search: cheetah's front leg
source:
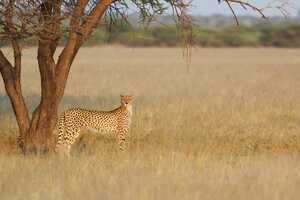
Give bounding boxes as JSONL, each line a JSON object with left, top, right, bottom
{"left": 117, "top": 127, "right": 128, "bottom": 151}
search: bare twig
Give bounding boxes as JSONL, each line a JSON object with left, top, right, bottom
{"left": 225, "top": 0, "right": 240, "bottom": 26}
{"left": 219, "top": 0, "right": 278, "bottom": 25}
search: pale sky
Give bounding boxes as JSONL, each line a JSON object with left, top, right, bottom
{"left": 189, "top": 0, "right": 300, "bottom": 17}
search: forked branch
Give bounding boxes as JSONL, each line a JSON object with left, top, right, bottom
{"left": 220, "top": 0, "right": 288, "bottom": 25}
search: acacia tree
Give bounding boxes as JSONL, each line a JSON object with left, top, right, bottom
{"left": 0, "top": 0, "right": 287, "bottom": 154}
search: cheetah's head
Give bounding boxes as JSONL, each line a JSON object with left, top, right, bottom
{"left": 120, "top": 95, "right": 133, "bottom": 107}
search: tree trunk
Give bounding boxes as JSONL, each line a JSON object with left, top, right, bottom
{"left": 23, "top": 39, "right": 59, "bottom": 154}
{"left": 24, "top": 103, "right": 58, "bottom": 154}
{"left": 0, "top": 51, "right": 30, "bottom": 147}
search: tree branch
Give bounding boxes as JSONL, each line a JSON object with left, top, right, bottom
{"left": 0, "top": 50, "right": 30, "bottom": 138}
{"left": 3, "top": 0, "right": 22, "bottom": 83}
{"left": 222, "top": 0, "right": 268, "bottom": 25}
{"left": 37, "top": 1, "right": 59, "bottom": 99}
{"left": 80, "top": 0, "right": 114, "bottom": 42}
{"left": 1, "top": 1, "right": 30, "bottom": 144}
{"left": 55, "top": 0, "right": 108, "bottom": 100}
{"left": 225, "top": 0, "right": 240, "bottom": 26}
{"left": 0, "top": 50, "right": 14, "bottom": 81}
{"left": 54, "top": 0, "right": 88, "bottom": 98}
{"left": 227, "top": 0, "right": 267, "bottom": 18}
{"left": 50, "top": 0, "right": 62, "bottom": 56}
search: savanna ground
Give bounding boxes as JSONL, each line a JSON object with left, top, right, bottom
{"left": 0, "top": 47, "right": 300, "bottom": 200}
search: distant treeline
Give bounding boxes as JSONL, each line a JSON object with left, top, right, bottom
{"left": 2, "top": 23, "right": 300, "bottom": 47}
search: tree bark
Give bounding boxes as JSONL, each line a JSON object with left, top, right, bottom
{"left": 0, "top": 51, "right": 30, "bottom": 143}
{"left": 23, "top": 38, "right": 59, "bottom": 153}
{"left": 22, "top": 0, "right": 60, "bottom": 153}
{"left": 24, "top": 104, "right": 58, "bottom": 154}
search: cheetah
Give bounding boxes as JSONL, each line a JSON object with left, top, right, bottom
{"left": 55, "top": 95, "right": 133, "bottom": 156}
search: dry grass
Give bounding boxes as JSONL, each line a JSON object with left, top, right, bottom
{"left": 1, "top": 47, "right": 300, "bottom": 200}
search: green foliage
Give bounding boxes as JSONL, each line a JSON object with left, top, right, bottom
{"left": 216, "top": 26, "right": 261, "bottom": 47}
{"left": 7, "top": 23, "right": 300, "bottom": 47}
{"left": 68, "top": 23, "right": 300, "bottom": 47}
{"left": 115, "top": 31, "right": 157, "bottom": 46}
{"left": 150, "top": 26, "right": 179, "bottom": 46}
{"left": 259, "top": 24, "right": 300, "bottom": 47}
{"left": 85, "top": 28, "right": 107, "bottom": 46}
{"left": 193, "top": 28, "right": 224, "bottom": 47}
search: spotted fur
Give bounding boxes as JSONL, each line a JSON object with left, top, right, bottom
{"left": 55, "top": 95, "right": 133, "bottom": 156}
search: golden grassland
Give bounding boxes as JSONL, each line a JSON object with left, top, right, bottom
{"left": 0, "top": 47, "right": 300, "bottom": 200}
